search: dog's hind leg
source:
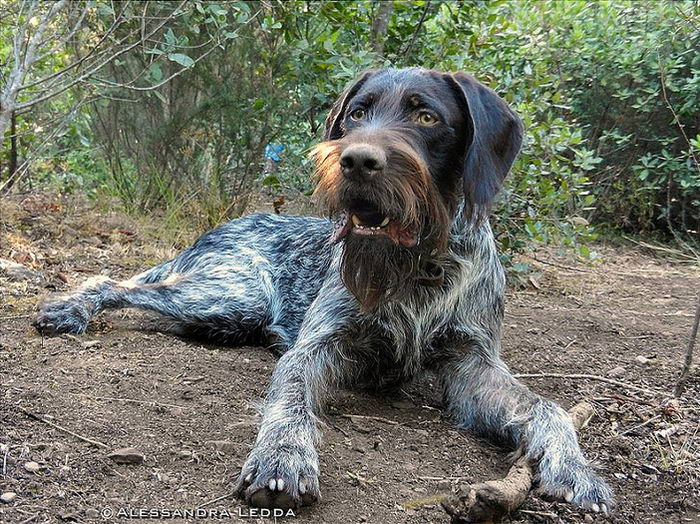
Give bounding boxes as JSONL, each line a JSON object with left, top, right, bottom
{"left": 34, "top": 259, "right": 272, "bottom": 343}
{"left": 34, "top": 259, "right": 173, "bottom": 335}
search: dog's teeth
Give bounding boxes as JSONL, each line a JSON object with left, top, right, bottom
{"left": 591, "top": 503, "right": 600, "bottom": 513}
{"left": 565, "top": 491, "right": 573, "bottom": 503}
{"left": 299, "top": 481, "right": 306, "bottom": 494}
{"left": 277, "top": 478, "right": 285, "bottom": 491}
{"left": 268, "top": 478, "right": 277, "bottom": 491}
{"left": 351, "top": 215, "right": 362, "bottom": 227}
{"left": 380, "top": 217, "right": 390, "bottom": 227}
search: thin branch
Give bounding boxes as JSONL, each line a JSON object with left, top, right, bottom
{"left": 339, "top": 414, "right": 401, "bottom": 425}
{"left": 658, "top": 55, "right": 700, "bottom": 257}
{"left": 619, "top": 414, "right": 662, "bottom": 436}
{"left": 675, "top": 291, "right": 700, "bottom": 397}
{"left": 197, "top": 492, "right": 235, "bottom": 509}
{"left": 91, "top": 38, "right": 217, "bottom": 92}
{"left": 399, "top": 1, "right": 431, "bottom": 58}
{"left": 20, "top": 2, "right": 131, "bottom": 92}
{"left": 91, "top": 8, "right": 261, "bottom": 92}
{"left": 17, "top": 405, "right": 110, "bottom": 449}
{"left": 33, "top": 3, "right": 90, "bottom": 63}
{"left": 524, "top": 254, "right": 591, "bottom": 273}
{"left": 514, "top": 373, "right": 674, "bottom": 398}
{"left": 622, "top": 235, "right": 696, "bottom": 261}
{"left": 22, "top": 0, "right": 70, "bottom": 72}
{"left": 15, "top": 0, "right": 189, "bottom": 111}
{"left": 659, "top": 60, "right": 700, "bottom": 175}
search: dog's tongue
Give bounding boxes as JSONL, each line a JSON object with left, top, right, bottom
{"left": 331, "top": 214, "right": 352, "bottom": 243}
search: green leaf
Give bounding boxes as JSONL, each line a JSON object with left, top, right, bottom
{"left": 511, "top": 263, "right": 530, "bottom": 273}
{"left": 167, "top": 53, "right": 195, "bottom": 68}
{"left": 262, "top": 175, "right": 280, "bottom": 187}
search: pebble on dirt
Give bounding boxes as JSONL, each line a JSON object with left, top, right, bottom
{"left": 0, "top": 492, "right": 17, "bottom": 503}
{"left": 107, "top": 447, "right": 145, "bottom": 465}
{"left": 607, "top": 365, "right": 626, "bottom": 377}
{"left": 23, "top": 461, "right": 40, "bottom": 473}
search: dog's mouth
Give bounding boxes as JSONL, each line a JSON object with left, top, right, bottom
{"left": 331, "top": 199, "right": 418, "bottom": 247}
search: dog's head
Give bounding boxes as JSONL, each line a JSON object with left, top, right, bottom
{"left": 312, "top": 68, "right": 523, "bottom": 309}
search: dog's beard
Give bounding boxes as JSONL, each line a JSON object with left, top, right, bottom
{"left": 340, "top": 233, "right": 421, "bottom": 311}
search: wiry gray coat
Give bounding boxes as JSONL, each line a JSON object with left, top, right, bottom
{"left": 35, "top": 68, "right": 613, "bottom": 514}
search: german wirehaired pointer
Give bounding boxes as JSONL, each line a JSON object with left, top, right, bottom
{"left": 35, "top": 68, "right": 612, "bottom": 514}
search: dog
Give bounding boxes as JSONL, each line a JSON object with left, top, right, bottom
{"left": 34, "top": 68, "right": 613, "bottom": 514}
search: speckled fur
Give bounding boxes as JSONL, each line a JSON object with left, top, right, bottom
{"left": 35, "top": 68, "right": 612, "bottom": 514}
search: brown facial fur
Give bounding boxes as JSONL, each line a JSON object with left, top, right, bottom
{"left": 312, "top": 129, "right": 452, "bottom": 310}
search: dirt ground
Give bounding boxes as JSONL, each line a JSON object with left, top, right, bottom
{"left": 1, "top": 193, "right": 699, "bottom": 524}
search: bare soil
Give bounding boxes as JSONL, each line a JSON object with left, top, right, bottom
{"left": 1, "top": 193, "right": 699, "bottom": 524}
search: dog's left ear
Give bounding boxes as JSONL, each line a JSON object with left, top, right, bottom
{"left": 324, "top": 70, "right": 377, "bottom": 140}
{"left": 445, "top": 72, "right": 524, "bottom": 223}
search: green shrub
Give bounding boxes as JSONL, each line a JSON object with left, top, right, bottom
{"left": 5, "top": 0, "right": 698, "bottom": 256}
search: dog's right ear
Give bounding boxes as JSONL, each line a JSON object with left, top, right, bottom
{"left": 324, "top": 70, "right": 377, "bottom": 140}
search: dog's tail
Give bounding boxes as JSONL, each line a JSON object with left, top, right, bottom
{"left": 130, "top": 259, "right": 176, "bottom": 285}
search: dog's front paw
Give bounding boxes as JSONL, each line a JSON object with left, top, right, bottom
{"left": 537, "top": 457, "right": 614, "bottom": 514}
{"left": 234, "top": 441, "right": 320, "bottom": 510}
{"left": 34, "top": 297, "right": 92, "bottom": 335}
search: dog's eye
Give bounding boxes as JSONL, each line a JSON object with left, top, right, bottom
{"left": 349, "top": 108, "right": 366, "bottom": 122}
{"left": 416, "top": 111, "right": 439, "bottom": 126}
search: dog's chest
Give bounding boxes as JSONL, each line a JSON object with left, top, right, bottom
{"left": 371, "top": 252, "right": 474, "bottom": 358}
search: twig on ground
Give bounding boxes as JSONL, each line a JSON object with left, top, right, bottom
{"left": 514, "top": 372, "right": 673, "bottom": 398}
{"left": 592, "top": 393, "right": 655, "bottom": 406}
{"left": 518, "top": 509, "right": 559, "bottom": 518}
{"left": 197, "top": 492, "right": 235, "bottom": 508}
{"left": 339, "top": 414, "right": 401, "bottom": 425}
{"left": 440, "top": 402, "right": 594, "bottom": 523}
{"left": 525, "top": 254, "right": 591, "bottom": 273}
{"left": 622, "top": 236, "right": 695, "bottom": 261}
{"left": 331, "top": 423, "right": 350, "bottom": 438}
{"left": 419, "top": 475, "right": 469, "bottom": 481}
{"left": 17, "top": 406, "right": 109, "bottom": 449}
{"left": 675, "top": 291, "right": 700, "bottom": 397}
{"left": 0, "top": 314, "right": 34, "bottom": 320}
{"left": 619, "top": 414, "right": 662, "bottom": 436}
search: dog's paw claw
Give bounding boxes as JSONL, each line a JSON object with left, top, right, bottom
{"left": 235, "top": 443, "right": 320, "bottom": 510}
{"left": 538, "top": 460, "right": 614, "bottom": 513}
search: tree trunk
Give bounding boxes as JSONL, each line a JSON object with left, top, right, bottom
{"left": 8, "top": 111, "right": 18, "bottom": 187}
{"left": 0, "top": 102, "right": 13, "bottom": 184}
{"left": 0, "top": 102, "right": 13, "bottom": 142}
{"left": 370, "top": 1, "right": 393, "bottom": 56}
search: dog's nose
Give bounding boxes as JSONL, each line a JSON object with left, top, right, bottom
{"left": 339, "top": 144, "right": 386, "bottom": 181}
